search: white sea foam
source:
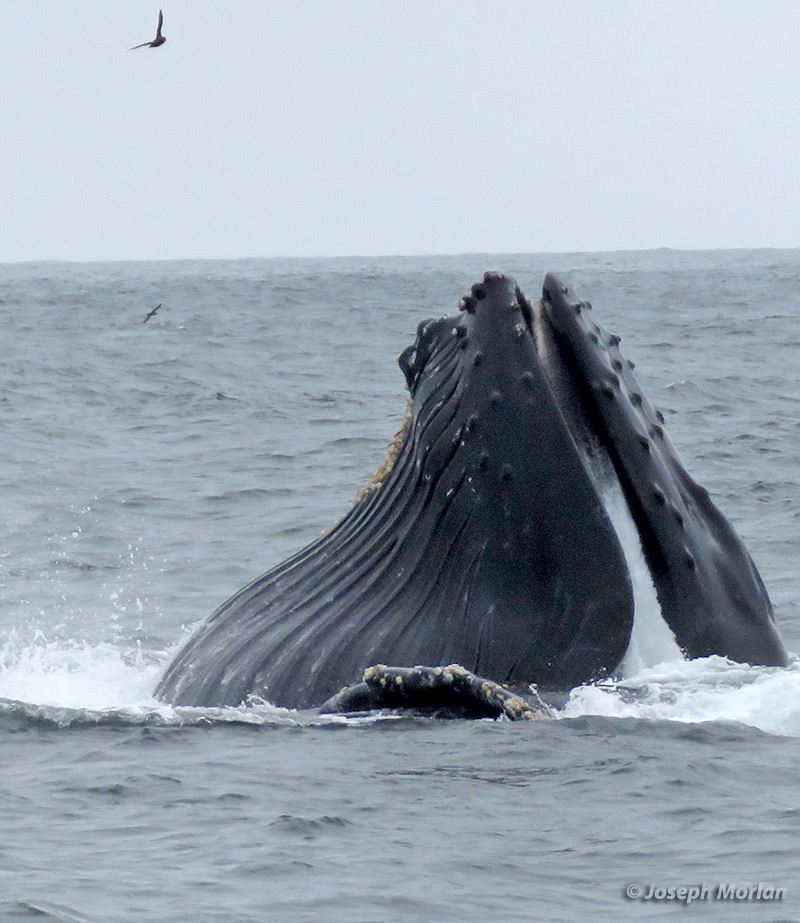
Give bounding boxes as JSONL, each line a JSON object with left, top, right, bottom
{"left": 0, "top": 632, "right": 164, "bottom": 711}
{"left": 600, "top": 484, "right": 684, "bottom": 676}
{"left": 562, "top": 655, "right": 800, "bottom": 737}
{"left": 0, "top": 629, "right": 797, "bottom": 736}
{"left": 0, "top": 631, "right": 397, "bottom": 727}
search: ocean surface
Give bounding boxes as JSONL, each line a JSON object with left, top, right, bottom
{"left": 1, "top": 250, "right": 800, "bottom": 922}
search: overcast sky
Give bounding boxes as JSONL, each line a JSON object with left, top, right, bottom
{"left": 2, "top": 1, "right": 800, "bottom": 262}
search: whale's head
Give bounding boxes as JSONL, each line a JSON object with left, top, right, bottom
{"left": 393, "top": 271, "right": 786, "bottom": 678}
{"left": 386, "top": 271, "right": 638, "bottom": 688}
{"left": 154, "top": 271, "right": 786, "bottom": 710}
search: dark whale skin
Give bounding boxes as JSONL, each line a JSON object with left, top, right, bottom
{"left": 541, "top": 273, "right": 787, "bottom": 670}
{"left": 155, "top": 273, "right": 786, "bottom": 709}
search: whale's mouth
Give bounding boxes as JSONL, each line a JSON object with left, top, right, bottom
{"left": 401, "top": 271, "right": 785, "bottom": 679}
{"left": 536, "top": 275, "right": 670, "bottom": 598}
{"left": 532, "top": 285, "right": 681, "bottom": 672}
{"left": 391, "top": 272, "right": 642, "bottom": 689}
{"left": 438, "top": 272, "right": 680, "bottom": 674}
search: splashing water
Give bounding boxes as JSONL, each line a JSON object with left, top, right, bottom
{"left": 562, "top": 655, "right": 800, "bottom": 737}
{"left": 0, "top": 630, "right": 398, "bottom": 728}
{"left": 0, "top": 632, "right": 165, "bottom": 720}
{"left": 0, "top": 628, "right": 797, "bottom": 736}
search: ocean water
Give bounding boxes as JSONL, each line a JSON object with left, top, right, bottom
{"left": 1, "top": 250, "right": 800, "bottom": 922}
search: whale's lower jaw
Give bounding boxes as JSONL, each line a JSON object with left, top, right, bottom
{"left": 154, "top": 273, "right": 787, "bottom": 710}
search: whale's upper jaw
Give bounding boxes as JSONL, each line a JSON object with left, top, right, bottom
{"left": 538, "top": 273, "right": 787, "bottom": 668}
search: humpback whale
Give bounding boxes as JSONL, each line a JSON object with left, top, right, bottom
{"left": 155, "top": 272, "right": 787, "bottom": 713}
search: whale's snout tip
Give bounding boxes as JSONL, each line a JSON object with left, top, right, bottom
{"left": 542, "top": 272, "right": 569, "bottom": 303}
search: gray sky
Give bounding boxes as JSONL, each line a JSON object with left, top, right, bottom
{"left": 3, "top": 1, "right": 800, "bottom": 262}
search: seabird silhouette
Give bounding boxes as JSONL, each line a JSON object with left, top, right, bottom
{"left": 130, "top": 10, "right": 166, "bottom": 49}
{"left": 143, "top": 304, "right": 162, "bottom": 323}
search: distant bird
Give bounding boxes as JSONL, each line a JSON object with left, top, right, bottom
{"left": 130, "top": 10, "right": 166, "bottom": 49}
{"left": 143, "top": 303, "right": 163, "bottom": 323}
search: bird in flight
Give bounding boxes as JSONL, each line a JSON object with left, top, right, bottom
{"left": 130, "top": 10, "right": 166, "bottom": 50}
{"left": 143, "top": 304, "right": 163, "bottom": 323}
